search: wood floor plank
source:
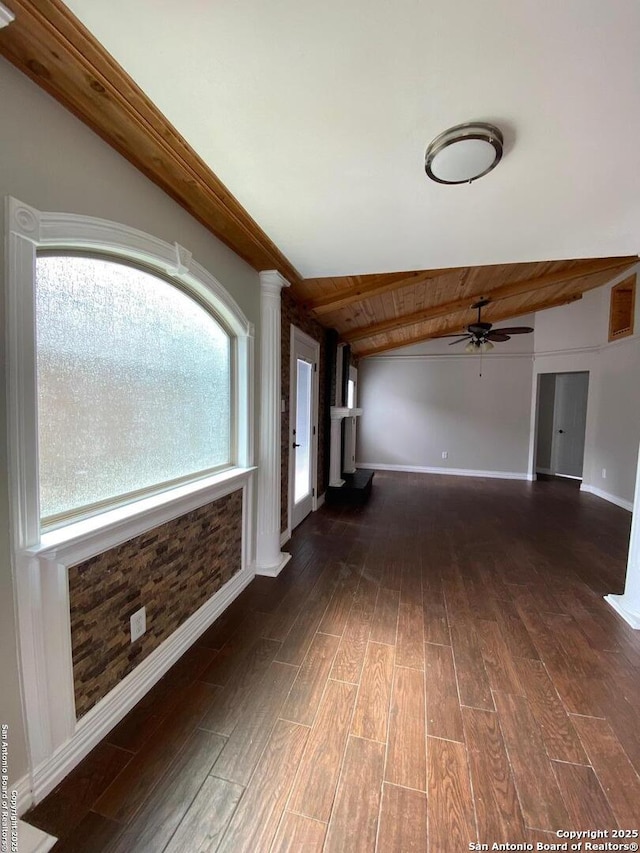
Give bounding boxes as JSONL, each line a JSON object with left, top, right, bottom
{"left": 493, "top": 598, "right": 540, "bottom": 660}
{"left": 263, "top": 561, "right": 332, "bottom": 642}
{"left": 108, "top": 729, "right": 227, "bottom": 853}
{"left": 552, "top": 760, "right": 618, "bottom": 829}
{"left": 350, "top": 642, "right": 394, "bottom": 742}
{"left": 427, "top": 737, "right": 477, "bottom": 852}
{"left": 514, "top": 657, "right": 588, "bottom": 764}
{"left": 199, "top": 637, "right": 281, "bottom": 736}
{"left": 396, "top": 602, "right": 425, "bottom": 670}
{"left": 571, "top": 715, "right": 640, "bottom": 827}
{"left": 318, "top": 567, "right": 360, "bottom": 636}
{"left": 400, "top": 561, "right": 423, "bottom": 606}
{"left": 441, "top": 565, "right": 473, "bottom": 624}
{"left": 280, "top": 632, "right": 340, "bottom": 726}
{"left": 424, "top": 641, "right": 464, "bottom": 742}
{"left": 543, "top": 611, "right": 607, "bottom": 678}
{"left": 276, "top": 574, "right": 338, "bottom": 666}
{"left": 493, "top": 691, "right": 569, "bottom": 831}
{"left": 270, "top": 812, "right": 326, "bottom": 853}
{"left": 93, "top": 681, "right": 219, "bottom": 823}
{"left": 476, "top": 619, "right": 525, "bottom": 696}
{"left": 330, "top": 578, "right": 377, "bottom": 683}
{"left": 288, "top": 680, "right": 357, "bottom": 822}
{"left": 217, "top": 720, "right": 309, "bottom": 853}
{"left": 380, "top": 559, "right": 403, "bottom": 592}
{"left": 212, "top": 661, "right": 299, "bottom": 785}
{"left": 163, "top": 776, "right": 243, "bottom": 853}
{"left": 377, "top": 783, "right": 428, "bottom": 853}
{"left": 513, "top": 591, "right": 606, "bottom": 717}
{"left": 450, "top": 622, "right": 494, "bottom": 711}
{"left": 199, "top": 614, "right": 269, "bottom": 686}
{"left": 462, "top": 707, "right": 525, "bottom": 843}
{"left": 24, "top": 743, "right": 132, "bottom": 840}
{"left": 386, "top": 666, "right": 427, "bottom": 791}
{"left": 107, "top": 645, "right": 216, "bottom": 753}
{"left": 369, "top": 587, "right": 400, "bottom": 646}
{"left": 323, "top": 736, "right": 385, "bottom": 853}
{"left": 42, "top": 812, "right": 122, "bottom": 853}
{"left": 422, "top": 564, "right": 450, "bottom": 646}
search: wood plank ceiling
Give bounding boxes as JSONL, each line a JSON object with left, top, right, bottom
{"left": 1, "top": 1, "right": 637, "bottom": 357}
{"left": 293, "top": 257, "right": 639, "bottom": 356}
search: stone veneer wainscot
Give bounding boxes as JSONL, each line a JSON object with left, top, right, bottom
{"left": 69, "top": 489, "right": 242, "bottom": 718}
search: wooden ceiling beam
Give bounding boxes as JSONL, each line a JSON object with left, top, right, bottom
{"left": 305, "top": 267, "right": 462, "bottom": 316}
{"left": 0, "top": 0, "right": 301, "bottom": 285}
{"left": 356, "top": 290, "right": 588, "bottom": 357}
{"left": 344, "top": 256, "right": 638, "bottom": 343}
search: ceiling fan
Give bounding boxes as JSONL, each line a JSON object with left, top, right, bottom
{"left": 439, "top": 299, "right": 533, "bottom": 352}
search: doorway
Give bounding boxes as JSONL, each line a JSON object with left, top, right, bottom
{"left": 535, "top": 371, "right": 589, "bottom": 479}
{"left": 289, "top": 326, "right": 319, "bottom": 530}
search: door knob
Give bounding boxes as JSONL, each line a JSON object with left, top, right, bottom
{"left": 293, "top": 442, "right": 301, "bottom": 448}
{"left": 558, "top": 429, "right": 564, "bottom": 434}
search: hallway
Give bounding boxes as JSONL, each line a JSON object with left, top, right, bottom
{"left": 26, "top": 472, "right": 640, "bottom": 851}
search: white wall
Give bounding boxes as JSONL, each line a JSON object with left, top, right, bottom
{"left": 357, "top": 318, "right": 534, "bottom": 477}
{"left": 0, "top": 58, "right": 260, "bottom": 790}
{"left": 531, "top": 266, "right": 640, "bottom": 508}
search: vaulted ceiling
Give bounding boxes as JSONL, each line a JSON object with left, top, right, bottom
{"left": 1, "top": 0, "right": 639, "bottom": 355}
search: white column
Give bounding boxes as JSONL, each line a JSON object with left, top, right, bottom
{"left": 605, "top": 443, "right": 640, "bottom": 628}
{"left": 255, "top": 271, "right": 292, "bottom": 577}
{"left": 343, "top": 417, "right": 356, "bottom": 474}
{"left": 329, "top": 412, "right": 346, "bottom": 488}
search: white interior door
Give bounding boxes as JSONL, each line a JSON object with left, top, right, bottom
{"left": 551, "top": 372, "right": 589, "bottom": 478}
{"left": 290, "top": 328, "right": 319, "bottom": 530}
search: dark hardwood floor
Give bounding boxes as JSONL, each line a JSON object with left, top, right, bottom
{"left": 25, "top": 472, "right": 640, "bottom": 851}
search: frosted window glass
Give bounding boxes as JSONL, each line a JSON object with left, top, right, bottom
{"left": 36, "top": 255, "right": 232, "bottom": 521}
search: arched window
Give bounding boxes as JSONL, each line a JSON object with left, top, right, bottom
{"left": 7, "top": 198, "right": 254, "bottom": 545}
{"left": 36, "top": 254, "right": 234, "bottom": 526}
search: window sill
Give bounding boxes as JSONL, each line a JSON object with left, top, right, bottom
{"left": 27, "top": 466, "right": 256, "bottom": 566}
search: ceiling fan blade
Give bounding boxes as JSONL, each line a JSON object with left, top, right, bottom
{"left": 491, "top": 326, "right": 533, "bottom": 335}
{"left": 447, "top": 335, "right": 473, "bottom": 345}
{"left": 433, "top": 333, "right": 471, "bottom": 339}
{"left": 486, "top": 332, "right": 511, "bottom": 342}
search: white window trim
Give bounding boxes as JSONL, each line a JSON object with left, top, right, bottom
{"left": 5, "top": 197, "right": 256, "bottom": 804}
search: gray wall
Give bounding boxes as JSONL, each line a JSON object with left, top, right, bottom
{"left": 0, "top": 58, "right": 260, "bottom": 788}
{"left": 357, "top": 327, "right": 534, "bottom": 476}
{"left": 535, "top": 374, "right": 556, "bottom": 471}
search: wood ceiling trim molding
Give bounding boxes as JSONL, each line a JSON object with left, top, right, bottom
{"left": 356, "top": 291, "right": 587, "bottom": 357}
{"left": 303, "top": 267, "right": 464, "bottom": 315}
{"left": 0, "top": 0, "right": 301, "bottom": 284}
{"left": 343, "top": 257, "right": 638, "bottom": 343}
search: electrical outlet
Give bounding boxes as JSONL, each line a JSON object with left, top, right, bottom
{"left": 442, "top": 451, "right": 448, "bottom": 460}
{"left": 602, "top": 468, "right": 607, "bottom": 479}
{"left": 130, "top": 606, "right": 146, "bottom": 643}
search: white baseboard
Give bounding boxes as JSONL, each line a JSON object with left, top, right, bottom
{"left": 604, "top": 594, "right": 640, "bottom": 629}
{"left": 280, "top": 528, "right": 291, "bottom": 547}
{"left": 17, "top": 820, "right": 57, "bottom": 853}
{"left": 356, "top": 463, "right": 529, "bottom": 481}
{"left": 315, "top": 492, "right": 325, "bottom": 510}
{"left": 30, "top": 566, "right": 254, "bottom": 804}
{"left": 580, "top": 484, "right": 633, "bottom": 512}
{"left": 13, "top": 772, "right": 33, "bottom": 816}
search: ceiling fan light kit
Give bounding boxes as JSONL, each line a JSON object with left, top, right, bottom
{"left": 425, "top": 122, "right": 504, "bottom": 185}
{"left": 440, "top": 299, "right": 533, "bottom": 353}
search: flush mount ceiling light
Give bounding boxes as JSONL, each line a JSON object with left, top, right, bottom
{"left": 425, "top": 122, "right": 504, "bottom": 185}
